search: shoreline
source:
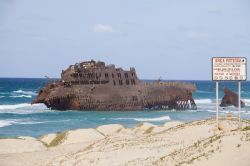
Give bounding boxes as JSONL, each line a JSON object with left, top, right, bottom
{"left": 0, "top": 118, "right": 250, "bottom": 166}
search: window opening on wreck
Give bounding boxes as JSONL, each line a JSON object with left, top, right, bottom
{"left": 126, "top": 79, "right": 129, "bottom": 85}
{"left": 117, "top": 73, "right": 121, "bottom": 78}
{"left": 131, "top": 73, "right": 135, "bottom": 77}
{"left": 131, "top": 79, "right": 135, "bottom": 85}
{"left": 119, "top": 80, "right": 123, "bottom": 85}
{"left": 113, "top": 80, "right": 116, "bottom": 86}
{"left": 124, "top": 73, "right": 128, "bottom": 78}
{"left": 112, "top": 73, "right": 114, "bottom": 78}
{"left": 132, "top": 96, "right": 138, "bottom": 101}
{"left": 105, "top": 73, "right": 109, "bottom": 79}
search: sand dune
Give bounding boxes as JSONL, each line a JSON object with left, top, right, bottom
{"left": 0, "top": 138, "right": 45, "bottom": 154}
{"left": 0, "top": 119, "right": 249, "bottom": 166}
{"left": 96, "top": 124, "right": 124, "bottom": 136}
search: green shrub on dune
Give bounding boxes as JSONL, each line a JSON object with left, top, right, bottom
{"left": 49, "top": 131, "right": 68, "bottom": 147}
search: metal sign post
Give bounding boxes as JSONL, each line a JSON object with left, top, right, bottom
{"left": 238, "top": 81, "right": 241, "bottom": 128}
{"left": 212, "top": 57, "right": 247, "bottom": 129}
{"left": 216, "top": 81, "right": 219, "bottom": 129}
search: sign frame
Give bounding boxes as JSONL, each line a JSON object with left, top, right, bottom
{"left": 212, "top": 57, "right": 247, "bottom": 129}
{"left": 212, "top": 57, "right": 247, "bottom": 81}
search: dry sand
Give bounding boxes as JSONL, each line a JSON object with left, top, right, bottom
{"left": 0, "top": 118, "right": 250, "bottom": 166}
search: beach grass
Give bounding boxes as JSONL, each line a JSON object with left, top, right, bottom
{"left": 48, "top": 131, "right": 68, "bottom": 147}
{"left": 242, "top": 126, "right": 250, "bottom": 131}
{"left": 144, "top": 126, "right": 154, "bottom": 134}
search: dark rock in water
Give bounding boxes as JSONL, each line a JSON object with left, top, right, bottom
{"left": 32, "top": 60, "right": 197, "bottom": 111}
{"left": 220, "top": 88, "right": 245, "bottom": 108}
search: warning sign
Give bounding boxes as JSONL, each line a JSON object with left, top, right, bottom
{"left": 212, "top": 57, "right": 247, "bottom": 81}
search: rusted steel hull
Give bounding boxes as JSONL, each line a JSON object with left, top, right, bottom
{"left": 32, "top": 82, "right": 197, "bottom": 111}
{"left": 32, "top": 60, "right": 197, "bottom": 111}
{"left": 220, "top": 88, "right": 245, "bottom": 108}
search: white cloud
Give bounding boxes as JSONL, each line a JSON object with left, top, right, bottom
{"left": 92, "top": 24, "right": 113, "bottom": 33}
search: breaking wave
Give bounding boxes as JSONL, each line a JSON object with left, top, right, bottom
{"left": 0, "top": 103, "right": 48, "bottom": 114}
{"left": 0, "top": 90, "right": 37, "bottom": 98}
{"left": 0, "top": 119, "right": 70, "bottom": 128}
{"left": 12, "top": 90, "right": 37, "bottom": 96}
{"left": 134, "top": 116, "right": 171, "bottom": 122}
{"left": 0, "top": 103, "right": 31, "bottom": 110}
{"left": 10, "top": 95, "right": 32, "bottom": 98}
{"left": 195, "top": 99, "right": 213, "bottom": 104}
{"left": 242, "top": 99, "right": 250, "bottom": 106}
{"left": 0, "top": 120, "right": 15, "bottom": 127}
{"left": 17, "top": 119, "right": 71, "bottom": 125}
{"left": 113, "top": 116, "right": 171, "bottom": 122}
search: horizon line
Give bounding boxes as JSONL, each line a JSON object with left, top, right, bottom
{"left": 0, "top": 77, "right": 249, "bottom": 82}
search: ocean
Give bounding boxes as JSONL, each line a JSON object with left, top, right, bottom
{"left": 0, "top": 78, "right": 249, "bottom": 138}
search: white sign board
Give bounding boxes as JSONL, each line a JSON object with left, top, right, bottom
{"left": 212, "top": 57, "right": 247, "bottom": 81}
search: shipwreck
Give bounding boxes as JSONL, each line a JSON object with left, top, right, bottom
{"left": 220, "top": 88, "right": 245, "bottom": 108}
{"left": 32, "top": 60, "right": 197, "bottom": 111}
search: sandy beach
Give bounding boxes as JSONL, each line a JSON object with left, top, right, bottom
{"left": 0, "top": 118, "right": 250, "bottom": 166}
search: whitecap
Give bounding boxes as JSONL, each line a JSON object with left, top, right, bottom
{"left": 0, "top": 103, "right": 48, "bottom": 114}
{"left": 12, "top": 90, "right": 37, "bottom": 96}
{"left": 242, "top": 99, "right": 250, "bottom": 106}
{"left": 196, "top": 90, "right": 213, "bottom": 94}
{"left": 0, "top": 120, "right": 14, "bottom": 127}
{"left": 195, "top": 99, "right": 213, "bottom": 104}
{"left": 0, "top": 119, "right": 69, "bottom": 128}
{"left": 10, "top": 95, "right": 32, "bottom": 98}
{"left": 113, "top": 116, "right": 171, "bottom": 122}
{"left": 134, "top": 116, "right": 171, "bottom": 122}
{"left": 0, "top": 103, "right": 32, "bottom": 110}
{"left": 18, "top": 120, "right": 70, "bottom": 125}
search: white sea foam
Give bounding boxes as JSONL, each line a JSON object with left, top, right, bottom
{"left": 0, "top": 120, "right": 15, "bottom": 127}
{"left": 114, "top": 116, "right": 171, "bottom": 122}
{"left": 0, "top": 119, "right": 71, "bottom": 128}
{"left": 0, "top": 103, "right": 32, "bottom": 110}
{"left": 0, "top": 96, "right": 5, "bottom": 98}
{"left": 134, "top": 116, "right": 171, "bottom": 122}
{"left": 17, "top": 120, "right": 70, "bottom": 125}
{"left": 13, "top": 90, "right": 37, "bottom": 96}
{"left": 242, "top": 99, "right": 250, "bottom": 106}
{"left": 206, "top": 107, "right": 250, "bottom": 116}
{"left": 10, "top": 95, "right": 32, "bottom": 98}
{"left": 195, "top": 99, "right": 213, "bottom": 104}
{"left": 243, "top": 99, "right": 250, "bottom": 102}
{"left": 0, "top": 103, "right": 48, "bottom": 114}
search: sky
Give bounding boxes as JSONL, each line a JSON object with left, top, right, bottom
{"left": 0, "top": 0, "right": 250, "bottom": 80}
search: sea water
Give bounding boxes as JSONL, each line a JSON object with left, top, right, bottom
{"left": 0, "top": 78, "right": 249, "bottom": 138}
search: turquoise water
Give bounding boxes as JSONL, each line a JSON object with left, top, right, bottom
{"left": 0, "top": 78, "right": 249, "bottom": 138}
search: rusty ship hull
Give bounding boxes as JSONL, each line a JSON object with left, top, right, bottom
{"left": 32, "top": 60, "right": 197, "bottom": 111}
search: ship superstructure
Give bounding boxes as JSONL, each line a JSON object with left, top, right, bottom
{"left": 33, "top": 60, "right": 197, "bottom": 111}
